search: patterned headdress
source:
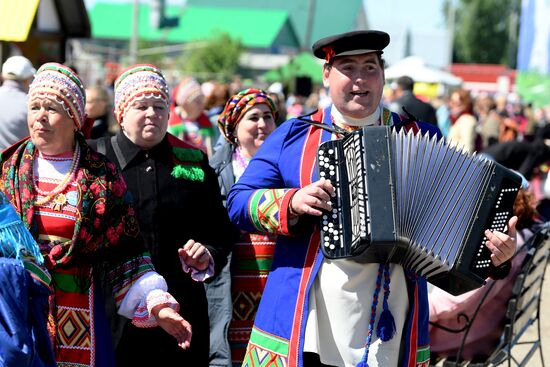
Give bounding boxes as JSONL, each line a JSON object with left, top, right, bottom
{"left": 114, "top": 64, "right": 170, "bottom": 124}
{"left": 175, "top": 77, "right": 203, "bottom": 107}
{"left": 217, "top": 88, "right": 278, "bottom": 145}
{"left": 28, "top": 63, "right": 86, "bottom": 129}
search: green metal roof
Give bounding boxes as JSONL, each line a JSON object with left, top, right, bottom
{"left": 263, "top": 52, "right": 323, "bottom": 83}
{"left": 89, "top": 3, "right": 300, "bottom": 48}
{"left": 186, "top": 0, "right": 364, "bottom": 48}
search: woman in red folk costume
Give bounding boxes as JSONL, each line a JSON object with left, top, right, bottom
{"left": 207, "top": 89, "right": 279, "bottom": 366}
{"left": 167, "top": 77, "right": 218, "bottom": 156}
{"left": 0, "top": 63, "right": 191, "bottom": 367}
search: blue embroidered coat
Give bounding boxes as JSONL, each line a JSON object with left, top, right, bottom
{"left": 227, "top": 106, "right": 441, "bottom": 367}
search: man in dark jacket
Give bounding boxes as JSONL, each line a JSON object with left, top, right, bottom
{"left": 390, "top": 75, "right": 438, "bottom": 125}
{"left": 482, "top": 139, "right": 550, "bottom": 180}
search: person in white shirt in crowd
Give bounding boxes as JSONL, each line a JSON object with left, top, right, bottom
{"left": 0, "top": 55, "right": 36, "bottom": 150}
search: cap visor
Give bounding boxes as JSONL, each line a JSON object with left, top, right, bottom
{"left": 334, "top": 49, "right": 379, "bottom": 57}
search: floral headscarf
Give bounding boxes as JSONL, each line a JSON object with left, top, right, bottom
{"left": 217, "top": 88, "right": 278, "bottom": 145}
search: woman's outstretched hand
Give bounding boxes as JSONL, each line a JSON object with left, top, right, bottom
{"left": 151, "top": 305, "right": 192, "bottom": 349}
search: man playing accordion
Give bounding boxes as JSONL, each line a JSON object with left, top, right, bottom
{"left": 227, "top": 30, "right": 517, "bottom": 367}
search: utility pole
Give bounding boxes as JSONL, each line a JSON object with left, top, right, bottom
{"left": 446, "top": 0, "right": 456, "bottom": 67}
{"left": 508, "top": 0, "right": 519, "bottom": 69}
{"left": 304, "top": 0, "right": 316, "bottom": 51}
{"left": 129, "top": 0, "right": 139, "bottom": 64}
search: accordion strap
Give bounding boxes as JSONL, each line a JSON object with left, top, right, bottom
{"left": 297, "top": 107, "right": 419, "bottom": 136}
{"left": 296, "top": 111, "right": 350, "bottom": 137}
{"left": 396, "top": 106, "right": 419, "bottom": 127}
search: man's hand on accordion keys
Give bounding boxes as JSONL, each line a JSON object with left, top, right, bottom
{"left": 289, "top": 178, "right": 336, "bottom": 217}
{"left": 484, "top": 215, "right": 518, "bottom": 267}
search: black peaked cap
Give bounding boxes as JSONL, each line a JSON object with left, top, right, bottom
{"left": 312, "top": 30, "right": 390, "bottom": 61}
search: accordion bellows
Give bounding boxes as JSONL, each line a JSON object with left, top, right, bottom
{"left": 318, "top": 126, "right": 521, "bottom": 295}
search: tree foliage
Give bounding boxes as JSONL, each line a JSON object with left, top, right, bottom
{"left": 136, "top": 39, "right": 169, "bottom": 67}
{"left": 179, "top": 33, "right": 243, "bottom": 82}
{"left": 453, "top": 0, "right": 520, "bottom": 66}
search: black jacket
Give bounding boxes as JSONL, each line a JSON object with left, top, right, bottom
{"left": 482, "top": 140, "right": 550, "bottom": 180}
{"left": 90, "top": 132, "right": 235, "bottom": 366}
{"left": 391, "top": 91, "right": 438, "bottom": 125}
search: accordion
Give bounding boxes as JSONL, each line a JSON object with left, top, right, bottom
{"left": 317, "top": 126, "right": 521, "bottom": 295}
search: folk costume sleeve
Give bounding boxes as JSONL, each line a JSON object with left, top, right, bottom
{"left": 82, "top": 147, "right": 178, "bottom": 327}
{"left": 227, "top": 121, "right": 306, "bottom": 236}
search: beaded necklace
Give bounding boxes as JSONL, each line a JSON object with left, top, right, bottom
{"left": 33, "top": 144, "right": 80, "bottom": 209}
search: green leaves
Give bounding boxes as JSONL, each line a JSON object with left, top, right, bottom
{"left": 179, "top": 32, "right": 243, "bottom": 82}
{"left": 453, "top": 0, "right": 520, "bottom": 66}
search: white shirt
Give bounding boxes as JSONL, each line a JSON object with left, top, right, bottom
{"left": 303, "top": 105, "right": 409, "bottom": 367}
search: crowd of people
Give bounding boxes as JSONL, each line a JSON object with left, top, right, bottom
{"left": 0, "top": 27, "right": 546, "bottom": 367}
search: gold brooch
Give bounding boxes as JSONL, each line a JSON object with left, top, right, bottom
{"left": 52, "top": 193, "right": 67, "bottom": 211}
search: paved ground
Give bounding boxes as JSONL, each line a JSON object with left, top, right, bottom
{"left": 516, "top": 263, "right": 549, "bottom": 367}
{"left": 433, "top": 264, "right": 550, "bottom": 366}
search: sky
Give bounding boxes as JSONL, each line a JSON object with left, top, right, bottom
{"left": 363, "top": 0, "right": 450, "bottom": 67}
{"left": 364, "top": 0, "right": 447, "bottom": 32}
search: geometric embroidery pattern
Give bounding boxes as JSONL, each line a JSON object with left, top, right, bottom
{"left": 416, "top": 344, "right": 430, "bottom": 367}
{"left": 241, "top": 327, "right": 289, "bottom": 367}
{"left": 242, "top": 344, "right": 288, "bottom": 367}
{"left": 57, "top": 306, "right": 91, "bottom": 348}
{"left": 232, "top": 290, "right": 262, "bottom": 321}
{"left": 249, "top": 189, "right": 287, "bottom": 233}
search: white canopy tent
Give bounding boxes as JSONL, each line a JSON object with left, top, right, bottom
{"left": 385, "top": 56, "right": 463, "bottom": 86}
